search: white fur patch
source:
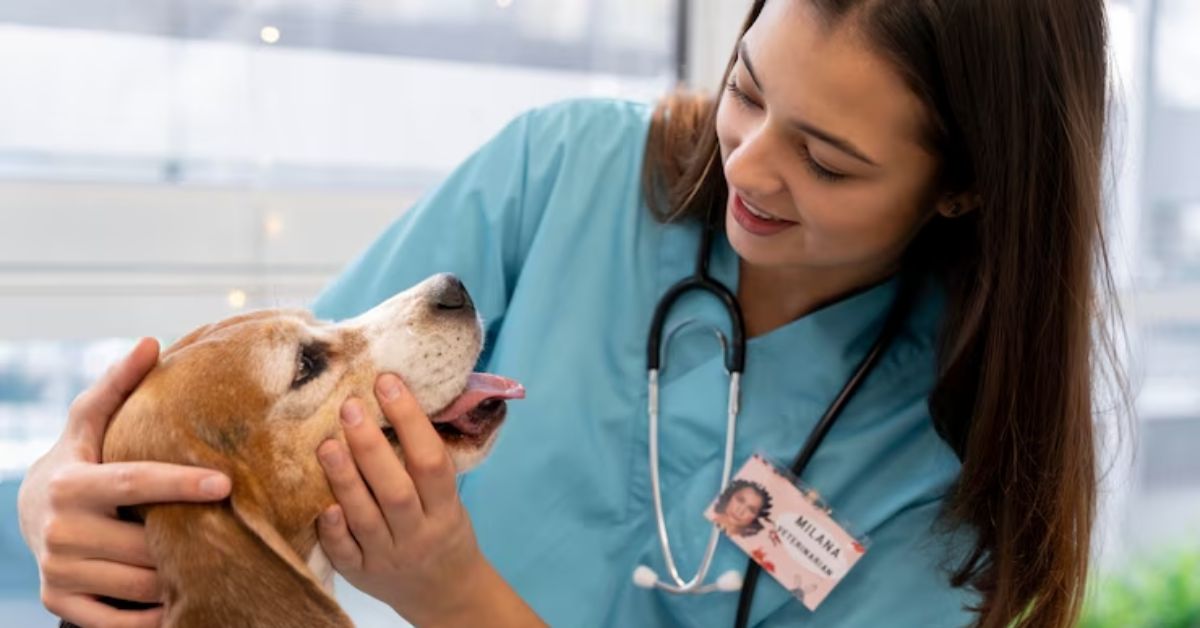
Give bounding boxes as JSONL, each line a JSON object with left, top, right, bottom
{"left": 252, "top": 314, "right": 320, "bottom": 396}
{"left": 344, "top": 276, "right": 483, "bottom": 417}
{"left": 306, "top": 545, "right": 335, "bottom": 595}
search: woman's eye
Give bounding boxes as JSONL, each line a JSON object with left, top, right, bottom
{"left": 292, "top": 345, "right": 326, "bottom": 388}
{"left": 800, "top": 145, "right": 848, "bottom": 183}
{"left": 804, "top": 153, "right": 847, "bottom": 182}
{"left": 724, "top": 80, "right": 848, "bottom": 184}
{"left": 725, "top": 80, "right": 761, "bottom": 110}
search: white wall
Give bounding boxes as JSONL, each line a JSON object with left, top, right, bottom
{"left": 0, "top": 23, "right": 666, "bottom": 176}
{"left": 684, "top": 0, "right": 751, "bottom": 91}
{"left": 0, "top": 181, "right": 414, "bottom": 341}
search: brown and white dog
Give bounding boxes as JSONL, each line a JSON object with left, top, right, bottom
{"left": 97, "top": 273, "right": 523, "bottom": 628}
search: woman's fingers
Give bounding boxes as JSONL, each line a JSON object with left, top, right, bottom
{"left": 47, "top": 592, "right": 163, "bottom": 628}
{"left": 61, "top": 461, "right": 230, "bottom": 510}
{"left": 318, "top": 437, "right": 395, "bottom": 551}
{"left": 313, "top": 381, "right": 494, "bottom": 621}
{"left": 18, "top": 337, "right": 210, "bottom": 628}
{"left": 43, "top": 515, "right": 156, "bottom": 569}
{"left": 44, "top": 557, "right": 163, "bottom": 604}
{"left": 316, "top": 505, "right": 363, "bottom": 572}
{"left": 375, "top": 374, "right": 458, "bottom": 516}
{"left": 65, "top": 338, "right": 160, "bottom": 458}
{"left": 337, "top": 398, "right": 423, "bottom": 535}
{"left": 89, "top": 519, "right": 158, "bottom": 568}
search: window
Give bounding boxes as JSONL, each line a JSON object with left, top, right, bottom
{"left": 0, "top": 0, "right": 675, "bottom": 187}
{"left": 1098, "top": 0, "right": 1200, "bottom": 584}
{"left": 1154, "top": 0, "right": 1200, "bottom": 109}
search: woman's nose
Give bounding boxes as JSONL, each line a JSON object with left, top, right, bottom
{"left": 724, "top": 128, "right": 785, "bottom": 198}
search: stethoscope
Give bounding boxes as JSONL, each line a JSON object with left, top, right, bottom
{"left": 631, "top": 208, "right": 917, "bottom": 628}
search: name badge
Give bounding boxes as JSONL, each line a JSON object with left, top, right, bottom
{"left": 704, "top": 454, "right": 867, "bottom": 610}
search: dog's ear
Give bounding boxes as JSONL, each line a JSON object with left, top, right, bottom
{"left": 103, "top": 338, "right": 353, "bottom": 627}
{"left": 141, "top": 456, "right": 353, "bottom": 628}
{"left": 224, "top": 458, "right": 322, "bottom": 584}
{"left": 111, "top": 409, "right": 351, "bottom": 628}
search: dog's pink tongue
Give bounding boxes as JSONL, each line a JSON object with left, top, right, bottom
{"left": 430, "top": 373, "right": 525, "bottom": 423}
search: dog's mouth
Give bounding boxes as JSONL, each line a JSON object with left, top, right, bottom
{"left": 381, "top": 373, "right": 525, "bottom": 446}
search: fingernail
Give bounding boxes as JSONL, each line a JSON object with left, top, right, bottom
{"left": 199, "top": 474, "right": 230, "bottom": 498}
{"left": 340, "top": 401, "right": 363, "bottom": 426}
{"left": 321, "top": 507, "right": 341, "bottom": 526}
{"left": 377, "top": 374, "right": 402, "bottom": 401}
{"left": 319, "top": 442, "right": 344, "bottom": 466}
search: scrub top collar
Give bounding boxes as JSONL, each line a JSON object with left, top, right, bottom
{"left": 657, "top": 216, "right": 904, "bottom": 364}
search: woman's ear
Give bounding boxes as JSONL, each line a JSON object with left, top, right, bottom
{"left": 936, "top": 192, "right": 981, "bottom": 219}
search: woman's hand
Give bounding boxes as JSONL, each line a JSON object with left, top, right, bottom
{"left": 16, "top": 338, "right": 232, "bottom": 628}
{"left": 317, "top": 374, "right": 543, "bottom": 628}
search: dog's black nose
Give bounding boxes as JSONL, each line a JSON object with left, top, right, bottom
{"left": 433, "top": 274, "right": 472, "bottom": 311}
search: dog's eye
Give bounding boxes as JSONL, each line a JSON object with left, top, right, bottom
{"left": 292, "top": 344, "right": 327, "bottom": 389}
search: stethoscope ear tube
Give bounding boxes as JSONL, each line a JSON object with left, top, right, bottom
{"left": 647, "top": 213, "right": 747, "bottom": 374}
{"left": 647, "top": 277, "right": 746, "bottom": 374}
{"left": 643, "top": 364, "right": 743, "bottom": 593}
{"left": 732, "top": 271, "right": 921, "bottom": 628}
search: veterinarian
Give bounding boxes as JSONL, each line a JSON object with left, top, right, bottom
{"left": 18, "top": 1, "right": 1119, "bottom": 626}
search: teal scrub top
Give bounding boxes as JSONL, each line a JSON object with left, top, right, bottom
{"left": 312, "top": 99, "right": 979, "bottom": 627}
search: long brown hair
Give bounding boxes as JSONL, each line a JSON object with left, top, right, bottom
{"left": 642, "top": 1, "right": 1119, "bottom": 626}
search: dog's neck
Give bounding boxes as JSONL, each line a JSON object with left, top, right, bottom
{"left": 146, "top": 503, "right": 352, "bottom": 628}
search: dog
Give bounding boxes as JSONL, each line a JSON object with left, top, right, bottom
{"left": 85, "top": 273, "right": 523, "bottom": 628}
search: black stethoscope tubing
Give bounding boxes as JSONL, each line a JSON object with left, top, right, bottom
{"left": 647, "top": 210, "right": 746, "bottom": 375}
{"left": 733, "top": 263, "right": 917, "bottom": 627}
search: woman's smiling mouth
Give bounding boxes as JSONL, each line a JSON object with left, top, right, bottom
{"left": 730, "top": 192, "right": 798, "bottom": 236}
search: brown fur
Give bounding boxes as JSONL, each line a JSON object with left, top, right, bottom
{"left": 101, "top": 276, "right": 495, "bottom": 627}
{"left": 104, "top": 313, "right": 354, "bottom": 627}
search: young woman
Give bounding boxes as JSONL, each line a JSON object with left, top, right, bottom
{"left": 19, "top": 1, "right": 1117, "bottom": 626}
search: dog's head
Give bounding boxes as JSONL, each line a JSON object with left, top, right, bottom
{"left": 101, "top": 274, "right": 522, "bottom": 625}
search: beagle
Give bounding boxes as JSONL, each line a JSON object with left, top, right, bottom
{"left": 90, "top": 273, "right": 523, "bottom": 627}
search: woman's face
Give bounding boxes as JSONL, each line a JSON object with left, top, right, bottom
{"left": 716, "top": 0, "right": 944, "bottom": 277}
{"left": 726, "top": 487, "right": 765, "bottom": 528}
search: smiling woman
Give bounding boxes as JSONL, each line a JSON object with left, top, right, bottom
{"left": 715, "top": 1, "right": 953, "bottom": 335}
{"left": 646, "top": 0, "right": 1118, "bottom": 626}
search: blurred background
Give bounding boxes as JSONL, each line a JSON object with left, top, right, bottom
{"left": 0, "top": 0, "right": 1196, "bottom": 625}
